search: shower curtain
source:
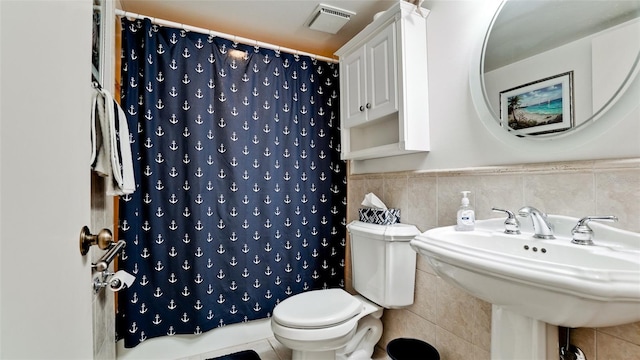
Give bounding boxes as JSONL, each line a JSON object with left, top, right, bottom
{"left": 117, "top": 18, "right": 346, "bottom": 348}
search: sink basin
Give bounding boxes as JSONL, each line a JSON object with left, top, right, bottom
{"left": 410, "top": 215, "right": 640, "bottom": 328}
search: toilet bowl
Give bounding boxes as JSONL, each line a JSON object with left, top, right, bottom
{"left": 271, "top": 288, "right": 383, "bottom": 360}
{"left": 271, "top": 221, "right": 421, "bottom": 360}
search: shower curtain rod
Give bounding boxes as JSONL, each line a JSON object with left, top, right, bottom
{"left": 115, "top": 9, "right": 339, "bottom": 64}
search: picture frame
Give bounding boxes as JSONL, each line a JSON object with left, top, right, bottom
{"left": 499, "top": 71, "right": 574, "bottom": 135}
{"left": 92, "top": 0, "right": 105, "bottom": 85}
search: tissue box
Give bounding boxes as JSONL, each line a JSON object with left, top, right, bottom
{"left": 358, "top": 208, "right": 401, "bottom": 225}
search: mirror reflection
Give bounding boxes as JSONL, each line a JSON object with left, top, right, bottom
{"left": 482, "top": 1, "right": 640, "bottom": 137}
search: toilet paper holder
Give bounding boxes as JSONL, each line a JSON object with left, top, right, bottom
{"left": 93, "top": 268, "right": 135, "bottom": 293}
{"left": 91, "top": 240, "right": 132, "bottom": 292}
{"left": 93, "top": 271, "right": 115, "bottom": 293}
{"left": 80, "top": 225, "right": 130, "bottom": 292}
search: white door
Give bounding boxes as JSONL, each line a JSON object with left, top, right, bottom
{"left": 0, "top": 1, "right": 94, "bottom": 358}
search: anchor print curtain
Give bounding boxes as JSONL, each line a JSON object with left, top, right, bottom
{"left": 117, "top": 18, "right": 346, "bottom": 348}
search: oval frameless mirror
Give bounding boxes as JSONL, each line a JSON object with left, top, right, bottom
{"left": 476, "top": 0, "right": 640, "bottom": 140}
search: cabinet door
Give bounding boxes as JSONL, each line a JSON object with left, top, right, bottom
{"left": 366, "top": 22, "right": 397, "bottom": 120}
{"left": 341, "top": 46, "right": 367, "bottom": 126}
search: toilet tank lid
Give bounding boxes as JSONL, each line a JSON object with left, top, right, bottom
{"left": 273, "top": 289, "right": 362, "bottom": 328}
{"left": 347, "top": 221, "right": 420, "bottom": 241}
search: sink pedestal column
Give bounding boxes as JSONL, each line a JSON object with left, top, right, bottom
{"left": 491, "top": 305, "right": 558, "bottom": 360}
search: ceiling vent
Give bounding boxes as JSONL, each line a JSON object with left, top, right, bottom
{"left": 307, "top": 4, "right": 355, "bottom": 34}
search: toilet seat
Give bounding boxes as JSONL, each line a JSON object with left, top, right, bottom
{"left": 273, "top": 289, "right": 363, "bottom": 329}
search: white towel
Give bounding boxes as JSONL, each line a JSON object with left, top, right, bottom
{"left": 91, "top": 85, "right": 136, "bottom": 195}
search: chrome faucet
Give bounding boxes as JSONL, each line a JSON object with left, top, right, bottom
{"left": 518, "top": 206, "right": 555, "bottom": 239}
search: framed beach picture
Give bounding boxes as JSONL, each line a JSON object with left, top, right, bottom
{"left": 92, "top": 0, "right": 105, "bottom": 85}
{"left": 499, "top": 71, "right": 574, "bottom": 135}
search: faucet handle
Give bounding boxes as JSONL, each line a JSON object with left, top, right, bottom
{"left": 492, "top": 208, "right": 521, "bottom": 234}
{"left": 571, "top": 215, "right": 618, "bottom": 245}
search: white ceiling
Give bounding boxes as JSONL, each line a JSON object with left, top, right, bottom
{"left": 118, "top": 0, "right": 402, "bottom": 59}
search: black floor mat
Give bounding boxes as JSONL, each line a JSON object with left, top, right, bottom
{"left": 206, "top": 349, "right": 262, "bottom": 360}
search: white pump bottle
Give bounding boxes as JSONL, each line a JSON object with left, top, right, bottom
{"left": 456, "top": 191, "right": 475, "bottom": 231}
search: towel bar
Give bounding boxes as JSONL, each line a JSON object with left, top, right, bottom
{"left": 93, "top": 240, "right": 126, "bottom": 272}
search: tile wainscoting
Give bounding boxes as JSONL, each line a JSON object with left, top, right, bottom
{"left": 346, "top": 158, "right": 640, "bottom": 360}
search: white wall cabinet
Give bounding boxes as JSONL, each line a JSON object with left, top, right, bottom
{"left": 335, "top": 2, "right": 430, "bottom": 160}
{"left": 342, "top": 22, "right": 397, "bottom": 127}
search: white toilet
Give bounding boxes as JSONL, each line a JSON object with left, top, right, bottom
{"left": 271, "top": 220, "right": 421, "bottom": 360}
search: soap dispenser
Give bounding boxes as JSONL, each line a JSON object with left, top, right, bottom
{"left": 456, "top": 191, "right": 475, "bottom": 231}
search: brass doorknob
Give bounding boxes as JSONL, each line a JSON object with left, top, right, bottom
{"left": 79, "top": 226, "right": 113, "bottom": 255}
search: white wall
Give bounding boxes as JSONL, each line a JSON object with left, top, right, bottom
{"left": 0, "top": 1, "right": 94, "bottom": 358}
{"left": 351, "top": 0, "right": 640, "bottom": 174}
{"left": 592, "top": 19, "right": 640, "bottom": 110}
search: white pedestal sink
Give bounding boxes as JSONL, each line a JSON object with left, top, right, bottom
{"left": 410, "top": 215, "right": 640, "bottom": 360}
{"left": 492, "top": 306, "right": 549, "bottom": 360}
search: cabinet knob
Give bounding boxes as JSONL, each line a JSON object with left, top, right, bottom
{"left": 366, "top": 103, "right": 371, "bottom": 109}
{"left": 359, "top": 105, "right": 365, "bottom": 112}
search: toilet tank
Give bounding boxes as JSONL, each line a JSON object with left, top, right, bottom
{"left": 347, "top": 220, "right": 421, "bottom": 308}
